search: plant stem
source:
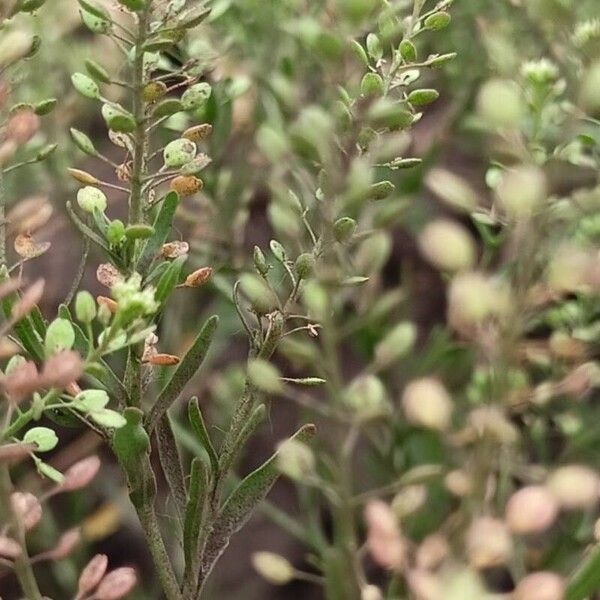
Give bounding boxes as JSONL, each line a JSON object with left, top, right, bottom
{"left": 0, "top": 467, "right": 43, "bottom": 600}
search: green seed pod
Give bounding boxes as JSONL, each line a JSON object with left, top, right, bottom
{"left": 252, "top": 552, "right": 295, "bottom": 585}
{"left": 424, "top": 11, "right": 451, "bottom": 30}
{"left": 369, "top": 98, "right": 414, "bottom": 130}
{"left": 360, "top": 72, "right": 384, "bottom": 96}
{"left": 70, "top": 127, "right": 97, "bottom": 155}
{"left": 44, "top": 318, "right": 75, "bottom": 356}
{"left": 408, "top": 88, "right": 440, "bottom": 106}
{"left": 253, "top": 246, "right": 269, "bottom": 276}
{"left": 142, "top": 81, "right": 168, "bottom": 102}
{"left": 375, "top": 322, "right": 417, "bottom": 366}
{"left": 295, "top": 253, "right": 315, "bottom": 279}
{"left": 101, "top": 104, "right": 136, "bottom": 133}
{"left": 80, "top": 8, "right": 111, "bottom": 33}
{"left": 350, "top": 40, "right": 369, "bottom": 67}
{"left": 370, "top": 180, "right": 395, "bottom": 200}
{"left": 163, "top": 138, "right": 197, "bottom": 168}
{"left": 85, "top": 59, "right": 111, "bottom": 83}
{"left": 71, "top": 72, "right": 100, "bottom": 99}
{"left": 428, "top": 52, "right": 457, "bottom": 68}
{"left": 302, "top": 280, "right": 328, "bottom": 320}
{"left": 269, "top": 239, "right": 287, "bottom": 263}
{"left": 366, "top": 33, "right": 383, "bottom": 61}
{"left": 34, "top": 98, "right": 57, "bottom": 116}
{"left": 152, "top": 98, "right": 184, "bottom": 117}
{"left": 117, "top": 0, "right": 146, "bottom": 11}
{"left": 16, "top": 0, "right": 46, "bottom": 13}
{"left": 344, "top": 375, "right": 390, "bottom": 420}
{"left": 35, "top": 144, "right": 57, "bottom": 162}
{"left": 23, "top": 427, "right": 58, "bottom": 453}
{"left": 75, "top": 290, "right": 97, "bottom": 324}
{"left": 334, "top": 217, "right": 357, "bottom": 243}
{"left": 106, "top": 219, "right": 126, "bottom": 245}
{"left": 239, "top": 273, "right": 278, "bottom": 314}
{"left": 181, "top": 82, "right": 212, "bottom": 111}
{"left": 125, "top": 224, "right": 155, "bottom": 240}
{"left": 77, "top": 186, "right": 107, "bottom": 213}
{"left": 399, "top": 39, "right": 417, "bottom": 62}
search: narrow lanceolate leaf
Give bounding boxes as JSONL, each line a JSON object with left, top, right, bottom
{"left": 137, "top": 191, "right": 179, "bottom": 272}
{"left": 200, "top": 424, "right": 316, "bottom": 579}
{"left": 183, "top": 457, "right": 208, "bottom": 579}
{"left": 154, "top": 255, "right": 186, "bottom": 305}
{"left": 156, "top": 415, "right": 187, "bottom": 517}
{"left": 66, "top": 201, "right": 115, "bottom": 259}
{"left": 188, "top": 397, "right": 219, "bottom": 476}
{"left": 147, "top": 316, "right": 219, "bottom": 431}
{"left": 566, "top": 544, "right": 600, "bottom": 600}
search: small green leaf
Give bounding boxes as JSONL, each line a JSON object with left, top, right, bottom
{"left": 35, "top": 458, "right": 64, "bottom": 483}
{"left": 188, "top": 397, "right": 219, "bottom": 476}
{"left": 72, "top": 389, "right": 109, "bottom": 412}
{"left": 566, "top": 544, "right": 600, "bottom": 600}
{"left": 90, "top": 409, "right": 127, "bottom": 429}
{"left": 183, "top": 456, "right": 208, "bottom": 572}
{"left": 152, "top": 98, "right": 184, "bottom": 118}
{"left": 23, "top": 426, "right": 58, "bottom": 452}
{"left": 85, "top": 58, "right": 111, "bottom": 83}
{"left": 154, "top": 255, "right": 186, "bottom": 304}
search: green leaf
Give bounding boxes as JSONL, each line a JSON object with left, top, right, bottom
{"left": 137, "top": 191, "right": 179, "bottom": 272}
{"left": 35, "top": 458, "right": 64, "bottom": 483}
{"left": 154, "top": 254, "right": 186, "bottom": 305}
{"left": 90, "top": 409, "right": 127, "bottom": 429}
{"left": 201, "top": 424, "right": 316, "bottom": 578}
{"left": 66, "top": 201, "right": 115, "bottom": 257}
{"left": 147, "top": 316, "right": 218, "bottom": 431}
{"left": 566, "top": 544, "right": 600, "bottom": 600}
{"left": 188, "top": 397, "right": 219, "bottom": 476}
{"left": 78, "top": 0, "right": 110, "bottom": 20}
{"left": 23, "top": 426, "right": 58, "bottom": 452}
{"left": 156, "top": 415, "right": 187, "bottom": 516}
{"left": 183, "top": 456, "right": 208, "bottom": 575}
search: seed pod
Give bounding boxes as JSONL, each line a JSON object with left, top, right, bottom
{"left": 147, "top": 353, "right": 180, "bottom": 366}
{"left": 295, "top": 253, "right": 315, "bottom": 279}
{"left": 428, "top": 52, "right": 457, "bottom": 68}
{"left": 34, "top": 98, "right": 57, "bottom": 116}
{"left": 0, "top": 31, "right": 34, "bottom": 68}
{"left": 334, "top": 217, "right": 357, "bottom": 243}
{"left": 252, "top": 552, "right": 294, "bottom": 585}
{"left": 70, "top": 128, "right": 97, "bottom": 155}
{"left": 402, "top": 377, "right": 453, "bottom": 431}
{"left": 85, "top": 59, "right": 111, "bottom": 83}
{"left": 505, "top": 486, "right": 558, "bottom": 534}
{"left": 95, "top": 567, "right": 137, "bottom": 600}
{"left": 408, "top": 88, "right": 440, "bottom": 106}
{"left": 125, "top": 224, "right": 155, "bottom": 240}
{"left": 80, "top": 8, "right": 112, "bottom": 33}
{"left": 6, "top": 109, "right": 39, "bottom": 144}
{"left": 370, "top": 180, "right": 395, "bottom": 200}
{"left": 336, "top": 0, "right": 378, "bottom": 24}
{"left": 366, "top": 33, "right": 382, "bottom": 61}
{"left": 345, "top": 375, "right": 390, "bottom": 420}
{"left": 96, "top": 263, "right": 122, "bottom": 288}
{"left": 77, "top": 186, "right": 107, "bottom": 213}
{"left": 78, "top": 554, "right": 109, "bottom": 597}
{"left": 16, "top": 0, "right": 46, "bottom": 12}
{"left": 11, "top": 492, "right": 42, "bottom": 530}
{"left": 68, "top": 168, "right": 99, "bottom": 185}
{"left": 248, "top": 358, "right": 282, "bottom": 394}
{"left": 44, "top": 318, "right": 75, "bottom": 356}
{"left": 180, "top": 153, "right": 212, "bottom": 175}
{"left": 424, "top": 11, "right": 451, "bottom": 30}
{"left": 36, "top": 144, "right": 57, "bottom": 162}
{"left": 361, "top": 72, "right": 384, "bottom": 97}
{"left": 71, "top": 73, "right": 100, "bottom": 99}
{"left": 152, "top": 99, "right": 184, "bottom": 118}
{"left": 239, "top": 273, "right": 278, "bottom": 314}
{"left": 97, "top": 296, "right": 118, "bottom": 313}
{"left": 276, "top": 438, "right": 315, "bottom": 480}
{"left": 101, "top": 104, "right": 135, "bottom": 133}
{"left": 496, "top": 166, "right": 547, "bottom": 219}
{"left": 163, "top": 138, "right": 197, "bottom": 168}
{"left": 399, "top": 39, "right": 417, "bottom": 62}
{"left": 419, "top": 220, "right": 476, "bottom": 272}
{"left": 513, "top": 572, "right": 565, "bottom": 600}
{"left": 170, "top": 175, "right": 203, "bottom": 197}
{"left": 0, "top": 536, "right": 22, "bottom": 558}
{"left": 364, "top": 500, "right": 405, "bottom": 570}
{"left": 14, "top": 233, "right": 50, "bottom": 259}
{"left": 182, "top": 266, "right": 212, "bottom": 287}
{"left": 369, "top": 99, "right": 414, "bottom": 130}
{"left": 375, "top": 322, "right": 417, "bottom": 366}
{"left": 142, "top": 81, "right": 167, "bottom": 102}
{"left": 546, "top": 465, "right": 600, "bottom": 509}
{"left": 477, "top": 79, "right": 524, "bottom": 129}
{"left": 466, "top": 517, "right": 512, "bottom": 569}
{"left": 182, "top": 123, "right": 212, "bottom": 142}
{"left": 161, "top": 241, "right": 189, "bottom": 259}
{"left": 181, "top": 82, "right": 212, "bottom": 111}
{"left": 75, "top": 291, "right": 97, "bottom": 323}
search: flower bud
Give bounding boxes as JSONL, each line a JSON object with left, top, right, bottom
{"left": 252, "top": 552, "right": 294, "bottom": 585}
{"left": 163, "top": 138, "right": 197, "bottom": 168}
{"left": 44, "top": 318, "right": 75, "bottom": 356}
{"left": 375, "top": 322, "right": 416, "bottom": 366}
{"left": 467, "top": 406, "right": 518, "bottom": 444}
{"left": 418, "top": 220, "right": 476, "bottom": 272}
{"left": 0, "top": 536, "right": 22, "bottom": 559}
{"left": 505, "top": 486, "right": 559, "bottom": 534}
{"left": 496, "top": 166, "right": 547, "bottom": 219}
{"left": 170, "top": 175, "right": 203, "bottom": 197}
{"left": 392, "top": 485, "right": 427, "bottom": 518}
{"left": 71, "top": 72, "right": 100, "bottom": 99}
{"left": 401, "top": 378, "right": 453, "bottom": 431}
{"left": 465, "top": 516, "right": 512, "bottom": 569}
{"left": 106, "top": 219, "right": 126, "bottom": 246}
{"left": 181, "top": 82, "right": 212, "bottom": 111}
{"left": 77, "top": 186, "right": 107, "bottom": 213}
{"left": 513, "top": 572, "right": 565, "bottom": 600}
{"left": 276, "top": 438, "right": 315, "bottom": 480}
{"left": 546, "top": 465, "right": 599, "bottom": 509}
{"left": 477, "top": 78, "right": 524, "bottom": 128}
{"left": 425, "top": 168, "right": 478, "bottom": 213}
{"left": 334, "top": 217, "right": 357, "bottom": 243}
{"left": 253, "top": 246, "right": 269, "bottom": 275}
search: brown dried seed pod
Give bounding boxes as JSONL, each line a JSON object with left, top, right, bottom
{"left": 0, "top": 536, "right": 22, "bottom": 559}
{"left": 142, "top": 81, "right": 168, "bottom": 102}
{"left": 14, "top": 233, "right": 51, "bottom": 259}
{"left": 67, "top": 167, "right": 99, "bottom": 185}
{"left": 161, "top": 241, "right": 189, "bottom": 259}
{"left": 182, "top": 123, "right": 212, "bottom": 142}
{"left": 147, "top": 353, "right": 180, "bottom": 366}
{"left": 116, "top": 163, "right": 131, "bottom": 182}
{"left": 182, "top": 266, "right": 212, "bottom": 287}
{"left": 170, "top": 175, "right": 203, "bottom": 197}
{"left": 7, "top": 196, "right": 53, "bottom": 234}
{"left": 97, "top": 296, "right": 118, "bottom": 313}
{"left": 6, "top": 109, "right": 40, "bottom": 144}
{"left": 96, "top": 263, "right": 123, "bottom": 288}
{"left": 2, "top": 360, "right": 40, "bottom": 403}
{"left": 41, "top": 350, "right": 83, "bottom": 390}
{"left": 11, "top": 492, "right": 42, "bottom": 530}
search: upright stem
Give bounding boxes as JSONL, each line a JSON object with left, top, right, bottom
{"left": 0, "top": 467, "right": 43, "bottom": 600}
{"left": 0, "top": 169, "right": 6, "bottom": 268}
